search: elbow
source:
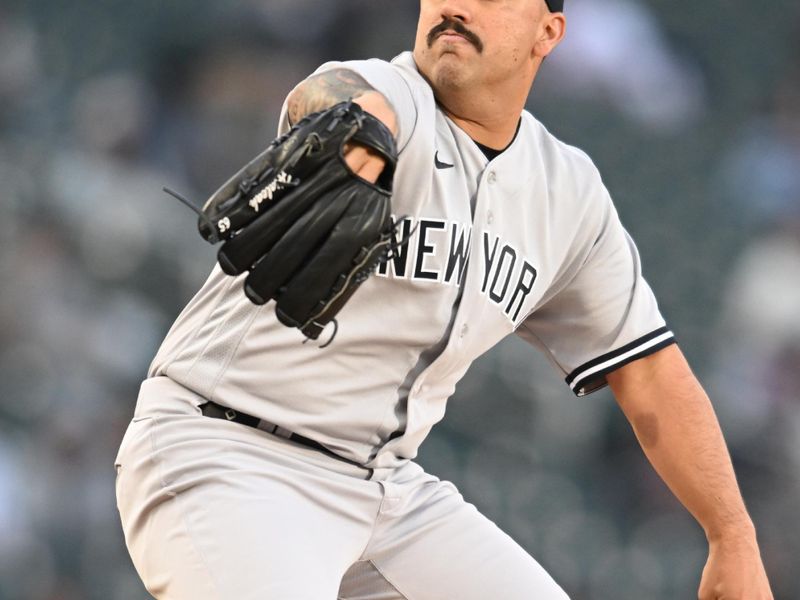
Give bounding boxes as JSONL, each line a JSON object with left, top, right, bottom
{"left": 285, "top": 72, "right": 398, "bottom": 139}
{"left": 286, "top": 81, "right": 310, "bottom": 126}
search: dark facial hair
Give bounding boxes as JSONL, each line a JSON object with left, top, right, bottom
{"left": 427, "top": 18, "right": 484, "bottom": 53}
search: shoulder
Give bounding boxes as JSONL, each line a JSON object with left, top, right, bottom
{"left": 516, "top": 112, "right": 616, "bottom": 237}
{"left": 520, "top": 111, "right": 604, "bottom": 192}
{"left": 314, "top": 57, "right": 394, "bottom": 78}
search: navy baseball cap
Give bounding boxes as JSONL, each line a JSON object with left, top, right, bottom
{"left": 545, "top": 0, "right": 564, "bottom": 12}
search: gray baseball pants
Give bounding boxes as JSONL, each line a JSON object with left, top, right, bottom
{"left": 114, "top": 377, "right": 570, "bottom": 599}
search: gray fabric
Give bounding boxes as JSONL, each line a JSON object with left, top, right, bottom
{"left": 339, "top": 561, "right": 407, "bottom": 600}
{"left": 118, "top": 377, "right": 571, "bottom": 599}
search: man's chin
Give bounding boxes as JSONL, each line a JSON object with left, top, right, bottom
{"left": 430, "top": 61, "right": 471, "bottom": 91}
{"left": 414, "top": 48, "right": 472, "bottom": 90}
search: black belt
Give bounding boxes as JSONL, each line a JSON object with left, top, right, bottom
{"left": 199, "top": 400, "right": 328, "bottom": 454}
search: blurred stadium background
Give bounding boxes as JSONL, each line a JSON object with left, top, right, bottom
{"left": 1, "top": 0, "right": 798, "bottom": 598}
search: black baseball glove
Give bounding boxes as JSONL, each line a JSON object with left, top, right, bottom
{"left": 190, "top": 101, "right": 398, "bottom": 342}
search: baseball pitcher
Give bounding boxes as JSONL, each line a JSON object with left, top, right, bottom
{"left": 114, "top": 1, "right": 773, "bottom": 598}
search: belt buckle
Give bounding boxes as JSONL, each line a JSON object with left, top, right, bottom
{"left": 224, "top": 408, "right": 237, "bottom": 421}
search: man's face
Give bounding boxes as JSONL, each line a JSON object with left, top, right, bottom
{"left": 413, "top": 0, "right": 553, "bottom": 94}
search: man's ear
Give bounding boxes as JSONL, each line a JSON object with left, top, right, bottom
{"left": 533, "top": 13, "right": 566, "bottom": 59}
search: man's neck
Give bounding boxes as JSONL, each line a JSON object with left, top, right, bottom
{"left": 438, "top": 99, "right": 522, "bottom": 149}
{"left": 432, "top": 77, "right": 531, "bottom": 150}
{"left": 411, "top": 50, "right": 538, "bottom": 149}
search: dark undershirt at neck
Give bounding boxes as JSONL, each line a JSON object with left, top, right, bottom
{"left": 472, "top": 118, "right": 522, "bottom": 161}
{"left": 474, "top": 141, "right": 504, "bottom": 162}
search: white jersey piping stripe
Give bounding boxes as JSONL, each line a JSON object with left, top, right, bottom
{"left": 566, "top": 328, "right": 676, "bottom": 395}
{"left": 565, "top": 326, "right": 671, "bottom": 385}
{"left": 569, "top": 331, "right": 675, "bottom": 395}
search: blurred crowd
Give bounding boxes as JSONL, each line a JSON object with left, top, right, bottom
{"left": 0, "top": 1, "right": 798, "bottom": 598}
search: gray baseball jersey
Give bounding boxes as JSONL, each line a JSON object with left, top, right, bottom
{"left": 148, "top": 51, "right": 674, "bottom": 471}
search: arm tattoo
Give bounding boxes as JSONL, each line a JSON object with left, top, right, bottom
{"left": 288, "top": 69, "right": 376, "bottom": 124}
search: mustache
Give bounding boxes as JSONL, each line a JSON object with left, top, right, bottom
{"left": 426, "top": 18, "right": 484, "bottom": 53}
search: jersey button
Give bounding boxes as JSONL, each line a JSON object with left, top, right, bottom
{"left": 487, "top": 211, "right": 494, "bottom": 225}
{"left": 460, "top": 324, "right": 469, "bottom": 338}
{"left": 487, "top": 171, "right": 497, "bottom": 184}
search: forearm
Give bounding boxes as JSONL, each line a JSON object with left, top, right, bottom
{"left": 607, "top": 345, "right": 753, "bottom": 541}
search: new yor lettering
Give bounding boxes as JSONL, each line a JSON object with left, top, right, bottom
{"left": 376, "top": 218, "right": 537, "bottom": 322}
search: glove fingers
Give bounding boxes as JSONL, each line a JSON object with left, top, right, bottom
{"left": 217, "top": 209, "right": 293, "bottom": 276}
{"left": 243, "top": 189, "right": 353, "bottom": 305}
{"left": 276, "top": 186, "right": 391, "bottom": 330}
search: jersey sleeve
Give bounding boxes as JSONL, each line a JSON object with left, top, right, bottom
{"left": 516, "top": 181, "right": 676, "bottom": 397}
{"left": 277, "top": 58, "right": 418, "bottom": 152}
